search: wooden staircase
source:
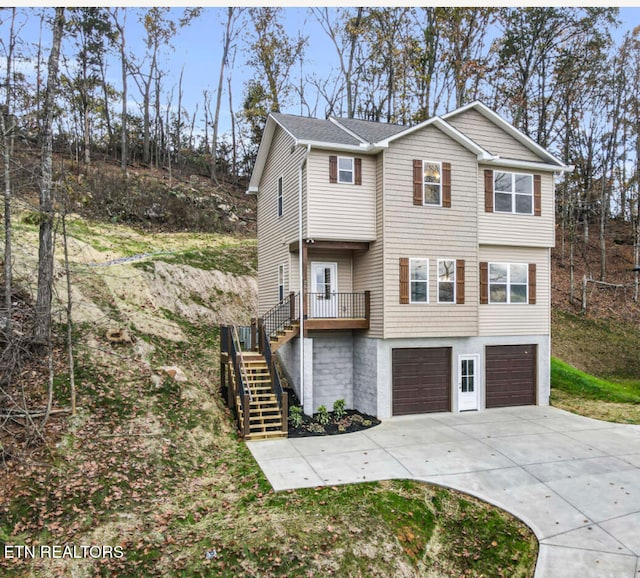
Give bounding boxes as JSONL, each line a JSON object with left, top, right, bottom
{"left": 234, "top": 352, "right": 286, "bottom": 441}
{"left": 269, "top": 322, "right": 299, "bottom": 353}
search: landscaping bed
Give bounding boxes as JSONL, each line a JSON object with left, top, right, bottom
{"left": 285, "top": 388, "right": 381, "bottom": 438}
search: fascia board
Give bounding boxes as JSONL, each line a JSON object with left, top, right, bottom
{"left": 295, "top": 139, "right": 384, "bottom": 154}
{"left": 482, "top": 156, "right": 574, "bottom": 173}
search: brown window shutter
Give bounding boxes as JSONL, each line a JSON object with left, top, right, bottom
{"left": 480, "top": 261, "right": 488, "bottom": 304}
{"left": 329, "top": 155, "right": 337, "bottom": 183}
{"left": 354, "top": 157, "right": 362, "bottom": 185}
{"left": 399, "top": 257, "right": 409, "bottom": 304}
{"left": 534, "top": 174, "right": 541, "bottom": 216}
{"left": 456, "top": 260, "right": 465, "bottom": 304}
{"left": 413, "top": 160, "right": 423, "bottom": 205}
{"left": 528, "top": 263, "right": 537, "bottom": 304}
{"left": 442, "top": 162, "right": 451, "bottom": 208}
{"left": 484, "top": 169, "right": 494, "bottom": 213}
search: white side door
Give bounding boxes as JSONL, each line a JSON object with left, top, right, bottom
{"left": 458, "top": 354, "right": 479, "bottom": 411}
{"left": 310, "top": 262, "right": 338, "bottom": 317}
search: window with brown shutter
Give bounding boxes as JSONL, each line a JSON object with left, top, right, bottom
{"left": 442, "top": 162, "right": 451, "bottom": 208}
{"left": 355, "top": 158, "right": 362, "bottom": 185}
{"left": 456, "top": 260, "right": 465, "bottom": 304}
{"left": 484, "top": 170, "right": 494, "bottom": 213}
{"left": 528, "top": 263, "right": 537, "bottom": 304}
{"left": 399, "top": 257, "right": 409, "bottom": 304}
{"left": 479, "top": 262, "right": 488, "bottom": 304}
{"left": 413, "top": 160, "right": 423, "bottom": 205}
{"left": 329, "top": 155, "right": 337, "bottom": 183}
{"left": 534, "top": 174, "right": 541, "bottom": 216}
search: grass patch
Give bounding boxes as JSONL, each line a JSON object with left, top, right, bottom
{"left": 551, "top": 357, "right": 640, "bottom": 424}
{"left": 551, "top": 357, "right": 640, "bottom": 404}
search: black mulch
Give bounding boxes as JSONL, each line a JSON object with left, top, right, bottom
{"left": 285, "top": 388, "right": 381, "bottom": 438}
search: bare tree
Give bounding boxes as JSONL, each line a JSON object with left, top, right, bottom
{"left": 212, "top": 7, "right": 243, "bottom": 184}
{"left": 34, "top": 7, "right": 64, "bottom": 345}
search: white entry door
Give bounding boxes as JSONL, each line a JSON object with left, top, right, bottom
{"left": 458, "top": 354, "right": 479, "bottom": 411}
{"left": 310, "top": 262, "right": 338, "bottom": 317}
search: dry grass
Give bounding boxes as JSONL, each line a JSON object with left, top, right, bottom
{"left": 551, "top": 389, "right": 640, "bottom": 425}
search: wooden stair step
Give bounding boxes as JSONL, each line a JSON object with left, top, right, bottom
{"left": 245, "top": 431, "right": 287, "bottom": 441}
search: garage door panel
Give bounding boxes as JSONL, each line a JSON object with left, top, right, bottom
{"left": 486, "top": 345, "right": 536, "bottom": 408}
{"left": 392, "top": 348, "right": 451, "bottom": 415}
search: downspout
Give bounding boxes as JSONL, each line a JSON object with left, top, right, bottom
{"left": 298, "top": 144, "right": 311, "bottom": 410}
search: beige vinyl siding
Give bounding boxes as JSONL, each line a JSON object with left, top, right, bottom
{"left": 306, "top": 148, "right": 376, "bottom": 241}
{"left": 478, "top": 165, "right": 555, "bottom": 247}
{"left": 353, "top": 153, "right": 385, "bottom": 338}
{"left": 382, "top": 124, "right": 479, "bottom": 339}
{"left": 257, "top": 126, "right": 307, "bottom": 315}
{"left": 479, "top": 245, "right": 550, "bottom": 336}
{"left": 446, "top": 108, "right": 542, "bottom": 163}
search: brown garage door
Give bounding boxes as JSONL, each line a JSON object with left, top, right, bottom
{"left": 486, "top": 345, "right": 537, "bottom": 408}
{"left": 392, "top": 347, "right": 451, "bottom": 415}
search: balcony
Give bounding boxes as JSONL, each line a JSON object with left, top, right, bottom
{"left": 304, "top": 291, "right": 370, "bottom": 331}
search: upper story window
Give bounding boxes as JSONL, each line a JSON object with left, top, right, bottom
{"left": 489, "top": 263, "right": 528, "bottom": 303}
{"left": 329, "top": 155, "right": 362, "bottom": 185}
{"left": 338, "top": 156, "right": 354, "bottom": 184}
{"left": 410, "top": 258, "right": 429, "bottom": 303}
{"left": 413, "top": 160, "right": 451, "bottom": 207}
{"left": 494, "top": 171, "right": 533, "bottom": 214}
{"left": 277, "top": 176, "right": 283, "bottom": 217}
{"left": 437, "top": 259, "right": 455, "bottom": 303}
{"left": 422, "top": 161, "right": 442, "bottom": 205}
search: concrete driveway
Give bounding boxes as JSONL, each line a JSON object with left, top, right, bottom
{"left": 248, "top": 406, "right": 640, "bottom": 578}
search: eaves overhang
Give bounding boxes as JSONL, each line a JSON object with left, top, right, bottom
{"left": 482, "top": 156, "right": 574, "bottom": 173}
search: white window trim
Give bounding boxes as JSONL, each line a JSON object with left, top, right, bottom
{"left": 422, "top": 160, "right": 442, "bottom": 206}
{"left": 437, "top": 258, "right": 456, "bottom": 304}
{"left": 277, "top": 175, "right": 283, "bottom": 217}
{"left": 337, "top": 156, "right": 354, "bottom": 184}
{"left": 488, "top": 262, "right": 529, "bottom": 304}
{"left": 493, "top": 171, "right": 533, "bottom": 215}
{"left": 277, "top": 263, "right": 286, "bottom": 303}
{"left": 409, "top": 257, "right": 429, "bottom": 304}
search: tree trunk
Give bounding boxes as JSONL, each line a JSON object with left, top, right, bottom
{"left": 211, "top": 7, "right": 234, "bottom": 184}
{"left": 34, "top": 7, "right": 64, "bottom": 345}
{"left": 117, "top": 9, "right": 128, "bottom": 171}
{"left": 2, "top": 8, "right": 16, "bottom": 331}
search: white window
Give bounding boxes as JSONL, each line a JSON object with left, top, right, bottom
{"left": 277, "top": 176, "right": 283, "bottom": 217}
{"left": 494, "top": 171, "right": 533, "bottom": 214}
{"left": 277, "top": 264, "right": 285, "bottom": 302}
{"left": 489, "top": 263, "right": 528, "bottom": 304}
{"left": 410, "top": 258, "right": 429, "bottom": 303}
{"left": 438, "top": 259, "right": 455, "bottom": 303}
{"left": 422, "top": 161, "right": 442, "bottom": 205}
{"left": 338, "top": 156, "right": 354, "bottom": 184}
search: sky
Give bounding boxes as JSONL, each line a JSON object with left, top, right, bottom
{"left": 2, "top": 6, "right": 640, "bottom": 139}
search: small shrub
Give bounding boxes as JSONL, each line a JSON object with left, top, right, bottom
{"left": 333, "top": 398, "right": 346, "bottom": 420}
{"left": 289, "top": 405, "right": 303, "bottom": 429}
{"left": 317, "top": 405, "right": 330, "bottom": 426}
{"left": 362, "top": 419, "right": 372, "bottom": 427}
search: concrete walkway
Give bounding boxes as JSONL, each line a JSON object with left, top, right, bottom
{"left": 247, "top": 406, "right": 640, "bottom": 578}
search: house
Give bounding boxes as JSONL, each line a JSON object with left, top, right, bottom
{"left": 245, "top": 101, "right": 571, "bottom": 421}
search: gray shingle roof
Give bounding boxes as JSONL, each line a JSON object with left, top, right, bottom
{"left": 331, "top": 116, "right": 407, "bottom": 143}
{"left": 270, "top": 113, "right": 362, "bottom": 146}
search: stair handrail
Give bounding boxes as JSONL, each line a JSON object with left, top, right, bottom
{"left": 231, "top": 325, "right": 252, "bottom": 404}
{"left": 261, "top": 291, "right": 299, "bottom": 340}
{"left": 260, "top": 322, "right": 288, "bottom": 435}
